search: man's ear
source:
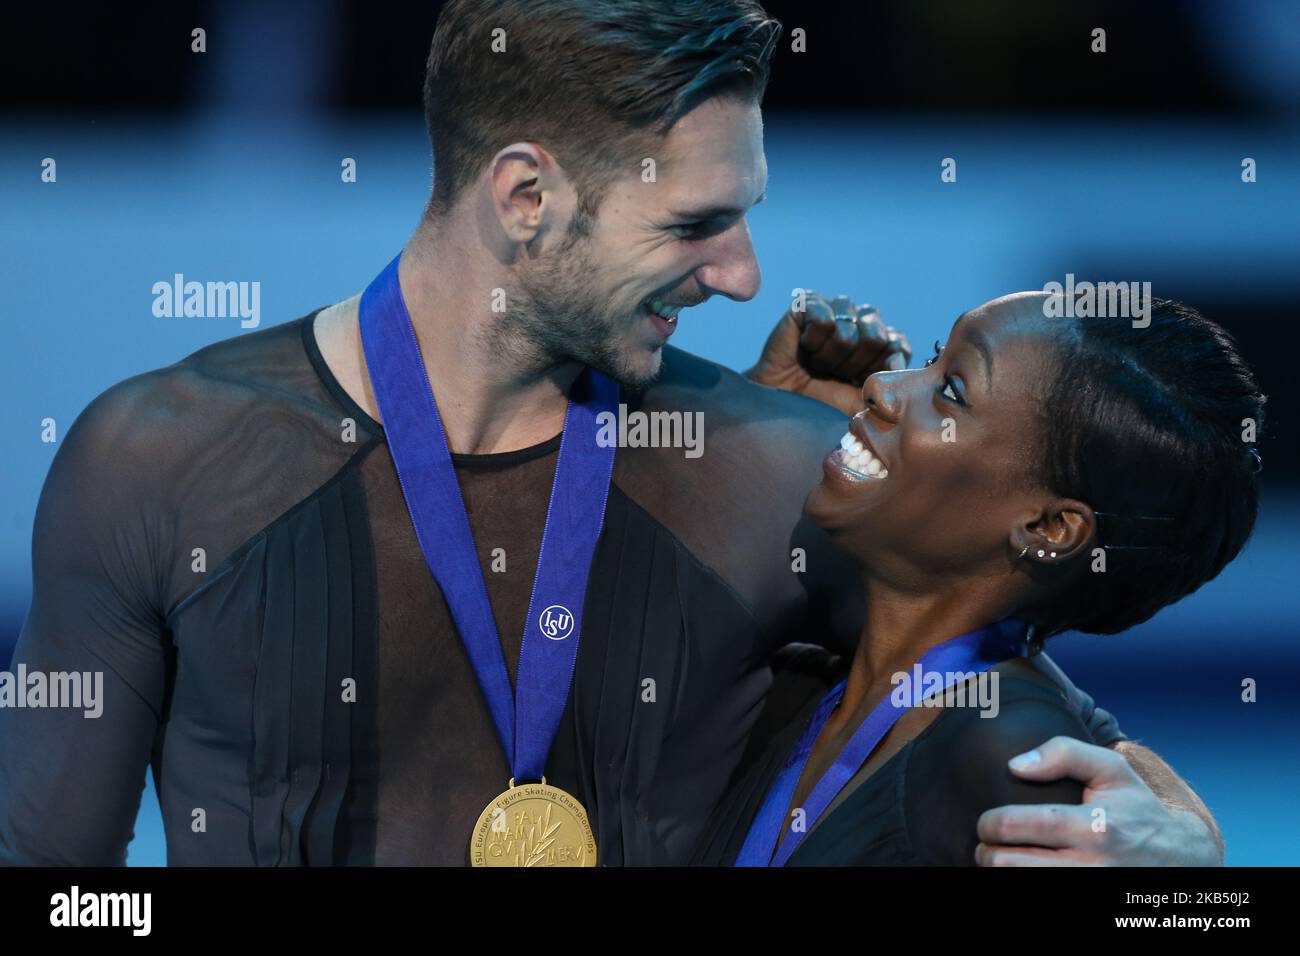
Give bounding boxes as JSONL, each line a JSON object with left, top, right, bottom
{"left": 487, "top": 141, "right": 577, "bottom": 251}
{"left": 1010, "top": 498, "right": 1095, "bottom": 565}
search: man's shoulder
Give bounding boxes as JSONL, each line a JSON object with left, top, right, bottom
{"left": 168, "top": 312, "right": 322, "bottom": 399}
{"left": 58, "top": 308, "right": 355, "bottom": 502}
{"left": 81, "top": 315, "right": 326, "bottom": 438}
{"left": 607, "top": 345, "right": 852, "bottom": 623}
{"left": 640, "top": 345, "right": 846, "bottom": 445}
{"left": 37, "top": 312, "right": 367, "bottom": 616}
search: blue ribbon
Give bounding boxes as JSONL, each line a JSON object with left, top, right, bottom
{"left": 359, "top": 254, "right": 618, "bottom": 784}
{"left": 736, "top": 619, "right": 1024, "bottom": 866}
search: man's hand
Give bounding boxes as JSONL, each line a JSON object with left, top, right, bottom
{"left": 744, "top": 290, "right": 911, "bottom": 416}
{"left": 975, "top": 736, "right": 1223, "bottom": 866}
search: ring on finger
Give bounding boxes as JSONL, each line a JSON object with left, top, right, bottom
{"left": 855, "top": 315, "right": 885, "bottom": 342}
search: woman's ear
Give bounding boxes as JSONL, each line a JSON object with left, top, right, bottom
{"left": 1010, "top": 499, "right": 1095, "bottom": 566}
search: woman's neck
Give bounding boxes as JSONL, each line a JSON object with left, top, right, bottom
{"left": 835, "top": 578, "right": 1018, "bottom": 720}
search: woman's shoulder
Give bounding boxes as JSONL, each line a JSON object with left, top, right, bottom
{"left": 915, "top": 655, "right": 1099, "bottom": 770}
{"left": 901, "top": 656, "right": 1098, "bottom": 864}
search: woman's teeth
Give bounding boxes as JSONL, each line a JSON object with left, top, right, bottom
{"left": 839, "top": 432, "right": 888, "bottom": 479}
{"left": 645, "top": 297, "right": 683, "bottom": 320}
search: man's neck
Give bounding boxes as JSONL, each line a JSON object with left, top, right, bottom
{"left": 312, "top": 227, "right": 582, "bottom": 456}
{"left": 396, "top": 233, "right": 579, "bottom": 454}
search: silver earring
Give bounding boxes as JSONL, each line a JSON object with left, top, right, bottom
{"left": 1017, "top": 544, "right": 1029, "bottom": 561}
{"left": 1036, "top": 549, "right": 1046, "bottom": 558}
{"left": 1050, "top": 551, "right": 1057, "bottom": 558}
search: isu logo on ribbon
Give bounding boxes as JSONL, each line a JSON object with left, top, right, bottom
{"left": 539, "top": 605, "right": 575, "bottom": 641}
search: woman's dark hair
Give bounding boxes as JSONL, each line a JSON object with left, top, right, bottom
{"left": 1028, "top": 297, "right": 1266, "bottom": 639}
{"left": 423, "top": 0, "right": 781, "bottom": 218}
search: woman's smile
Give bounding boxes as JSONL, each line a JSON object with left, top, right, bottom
{"left": 828, "top": 412, "right": 890, "bottom": 481}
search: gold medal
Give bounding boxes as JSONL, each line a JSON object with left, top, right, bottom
{"left": 470, "top": 777, "right": 597, "bottom": 867}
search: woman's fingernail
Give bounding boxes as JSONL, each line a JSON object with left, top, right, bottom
{"left": 1009, "top": 750, "right": 1041, "bottom": 771}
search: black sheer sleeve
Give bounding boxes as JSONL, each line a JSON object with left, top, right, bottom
{"left": 0, "top": 377, "right": 170, "bottom": 865}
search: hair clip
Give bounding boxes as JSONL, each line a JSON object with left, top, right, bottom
{"left": 1248, "top": 447, "right": 1263, "bottom": 474}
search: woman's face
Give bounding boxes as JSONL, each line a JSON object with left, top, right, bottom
{"left": 806, "top": 292, "right": 1069, "bottom": 584}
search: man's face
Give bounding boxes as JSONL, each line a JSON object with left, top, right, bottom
{"left": 516, "top": 95, "right": 767, "bottom": 387}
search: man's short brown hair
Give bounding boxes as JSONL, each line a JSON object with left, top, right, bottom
{"left": 423, "top": 0, "right": 780, "bottom": 218}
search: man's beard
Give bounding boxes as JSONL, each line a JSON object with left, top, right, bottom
{"left": 497, "top": 228, "right": 661, "bottom": 390}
